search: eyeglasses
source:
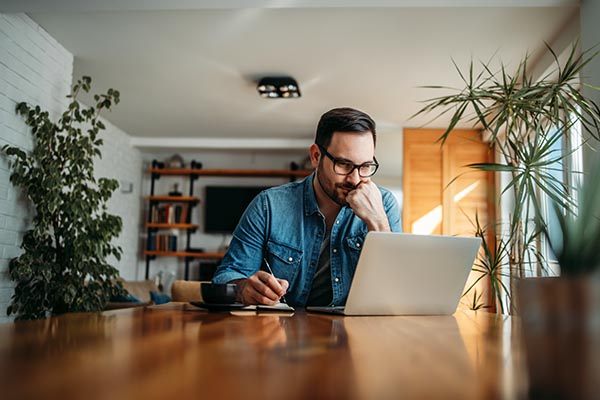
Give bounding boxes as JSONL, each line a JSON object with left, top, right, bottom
{"left": 317, "top": 145, "right": 379, "bottom": 177}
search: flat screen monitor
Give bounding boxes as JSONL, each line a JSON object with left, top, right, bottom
{"left": 204, "top": 186, "right": 269, "bottom": 234}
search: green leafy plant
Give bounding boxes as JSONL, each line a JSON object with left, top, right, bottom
{"left": 414, "top": 42, "right": 600, "bottom": 312}
{"left": 542, "top": 156, "right": 600, "bottom": 275}
{"left": 467, "top": 290, "right": 490, "bottom": 311}
{"left": 462, "top": 213, "right": 511, "bottom": 313}
{"left": 2, "top": 76, "right": 126, "bottom": 320}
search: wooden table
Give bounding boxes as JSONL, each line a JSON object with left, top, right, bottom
{"left": 0, "top": 303, "right": 527, "bottom": 400}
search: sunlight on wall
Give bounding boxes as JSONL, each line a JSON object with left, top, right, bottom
{"left": 411, "top": 181, "right": 481, "bottom": 234}
{"left": 454, "top": 181, "right": 480, "bottom": 202}
{"left": 412, "top": 205, "right": 442, "bottom": 234}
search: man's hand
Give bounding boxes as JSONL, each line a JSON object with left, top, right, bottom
{"left": 346, "top": 180, "right": 391, "bottom": 232}
{"left": 233, "top": 271, "right": 289, "bottom": 305}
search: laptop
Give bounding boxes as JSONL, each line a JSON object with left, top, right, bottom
{"left": 306, "top": 232, "right": 481, "bottom": 316}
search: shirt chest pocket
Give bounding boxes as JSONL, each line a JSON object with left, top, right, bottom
{"left": 266, "top": 240, "right": 303, "bottom": 285}
{"left": 345, "top": 232, "right": 366, "bottom": 267}
{"left": 345, "top": 232, "right": 366, "bottom": 251}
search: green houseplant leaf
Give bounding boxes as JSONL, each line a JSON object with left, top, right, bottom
{"left": 2, "top": 76, "right": 126, "bottom": 320}
{"left": 542, "top": 156, "right": 600, "bottom": 275}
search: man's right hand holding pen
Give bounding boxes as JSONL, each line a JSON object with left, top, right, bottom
{"left": 231, "top": 264, "right": 289, "bottom": 306}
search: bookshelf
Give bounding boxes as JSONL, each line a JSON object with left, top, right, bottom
{"left": 144, "top": 159, "right": 313, "bottom": 280}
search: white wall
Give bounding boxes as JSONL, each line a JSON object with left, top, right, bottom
{"left": 373, "top": 131, "right": 404, "bottom": 210}
{"left": 0, "top": 13, "right": 73, "bottom": 323}
{"left": 581, "top": 0, "right": 600, "bottom": 173}
{"left": 93, "top": 116, "right": 143, "bottom": 281}
{"left": 0, "top": 13, "right": 142, "bottom": 322}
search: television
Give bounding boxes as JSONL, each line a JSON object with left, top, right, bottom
{"left": 204, "top": 186, "right": 269, "bottom": 233}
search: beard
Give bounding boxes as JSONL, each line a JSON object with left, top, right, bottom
{"left": 316, "top": 168, "right": 356, "bottom": 207}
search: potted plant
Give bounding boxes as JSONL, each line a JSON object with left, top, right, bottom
{"left": 413, "top": 42, "right": 600, "bottom": 313}
{"left": 2, "top": 76, "right": 126, "bottom": 320}
{"left": 516, "top": 156, "right": 600, "bottom": 399}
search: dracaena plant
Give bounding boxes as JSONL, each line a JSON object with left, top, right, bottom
{"left": 463, "top": 212, "right": 512, "bottom": 313}
{"left": 542, "top": 156, "right": 600, "bottom": 276}
{"left": 2, "top": 76, "right": 126, "bottom": 320}
{"left": 413, "top": 42, "right": 600, "bottom": 313}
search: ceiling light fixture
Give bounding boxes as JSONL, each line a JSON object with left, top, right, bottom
{"left": 257, "top": 76, "right": 301, "bottom": 99}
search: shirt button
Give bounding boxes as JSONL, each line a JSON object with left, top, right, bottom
{"left": 334, "top": 277, "right": 340, "bottom": 283}
{"left": 336, "top": 220, "right": 340, "bottom": 224}
{"left": 288, "top": 257, "right": 293, "bottom": 262}
{"left": 333, "top": 248, "right": 338, "bottom": 254}
{"left": 356, "top": 242, "right": 361, "bottom": 247}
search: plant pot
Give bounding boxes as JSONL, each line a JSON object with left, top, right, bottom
{"left": 517, "top": 276, "right": 600, "bottom": 399}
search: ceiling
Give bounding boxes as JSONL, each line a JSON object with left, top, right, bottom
{"left": 2, "top": 1, "right": 581, "bottom": 147}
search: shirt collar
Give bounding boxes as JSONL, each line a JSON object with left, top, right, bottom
{"left": 303, "top": 172, "right": 321, "bottom": 216}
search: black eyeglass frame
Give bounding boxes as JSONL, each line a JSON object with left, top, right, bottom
{"left": 317, "top": 144, "right": 379, "bottom": 178}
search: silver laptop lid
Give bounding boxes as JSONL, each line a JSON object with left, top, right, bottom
{"left": 344, "top": 232, "right": 481, "bottom": 316}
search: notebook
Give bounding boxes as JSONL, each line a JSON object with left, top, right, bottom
{"left": 190, "top": 301, "right": 294, "bottom": 313}
{"left": 306, "top": 232, "right": 481, "bottom": 316}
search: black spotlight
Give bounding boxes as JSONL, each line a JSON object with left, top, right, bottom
{"left": 257, "top": 76, "right": 301, "bottom": 98}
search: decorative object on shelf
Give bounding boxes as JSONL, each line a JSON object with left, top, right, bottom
{"left": 1, "top": 76, "right": 126, "bottom": 320}
{"left": 257, "top": 76, "right": 301, "bottom": 98}
{"left": 168, "top": 183, "right": 183, "bottom": 196}
{"left": 166, "top": 153, "right": 184, "bottom": 168}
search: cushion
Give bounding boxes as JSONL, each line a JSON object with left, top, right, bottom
{"left": 121, "top": 279, "right": 160, "bottom": 303}
{"left": 105, "top": 279, "right": 162, "bottom": 310}
{"left": 150, "top": 291, "right": 171, "bottom": 305}
{"left": 110, "top": 293, "right": 141, "bottom": 303}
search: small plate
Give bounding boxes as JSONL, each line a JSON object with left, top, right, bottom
{"left": 190, "top": 301, "right": 247, "bottom": 311}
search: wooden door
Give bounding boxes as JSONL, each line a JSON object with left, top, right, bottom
{"left": 403, "top": 128, "right": 496, "bottom": 310}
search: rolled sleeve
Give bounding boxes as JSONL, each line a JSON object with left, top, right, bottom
{"left": 382, "top": 189, "right": 402, "bottom": 232}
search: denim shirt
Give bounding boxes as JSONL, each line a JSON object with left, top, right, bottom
{"left": 212, "top": 173, "right": 402, "bottom": 307}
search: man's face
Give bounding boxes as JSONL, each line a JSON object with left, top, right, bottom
{"left": 313, "top": 131, "right": 376, "bottom": 206}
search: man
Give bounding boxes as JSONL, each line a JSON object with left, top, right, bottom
{"left": 212, "top": 107, "right": 402, "bottom": 306}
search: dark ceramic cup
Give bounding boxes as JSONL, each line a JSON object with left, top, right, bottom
{"left": 200, "top": 282, "right": 238, "bottom": 304}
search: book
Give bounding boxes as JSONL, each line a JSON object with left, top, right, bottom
{"left": 242, "top": 303, "right": 295, "bottom": 312}
{"left": 190, "top": 301, "right": 294, "bottom": 313}
{"left": 147, "top": 233, "right": 156, "bottom": 251}
{"left": 168, "top": 235, "right": 177, "bottom": 251}
{"left": 179, "top": 204, "right": 189, "bottom": 223}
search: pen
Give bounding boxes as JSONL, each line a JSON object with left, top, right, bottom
{"left": 263, "top": 258, "right": 287, "bottom": 304}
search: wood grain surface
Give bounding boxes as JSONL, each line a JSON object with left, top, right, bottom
{"left": 0, "top": 304, "right": 527, "bottom": 400}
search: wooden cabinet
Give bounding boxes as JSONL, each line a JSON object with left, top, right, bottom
{"left": 403, "top": 129, "right": 495, "bottom": 237}
{"left": 403, "top": 128, "right": 496, "bottom": 310}
{"left": 144, "top": 160, "right": 312, "bottom": 280}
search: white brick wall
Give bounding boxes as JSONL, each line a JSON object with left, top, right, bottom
{"left": 0, "top": 13, "right": 73, "bottom": 323}
{"left": 0, "top": 13, "right": 142, "bottom": 322}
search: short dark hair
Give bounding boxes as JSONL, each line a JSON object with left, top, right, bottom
{"left": 315, "top": 107, "right": 376, "bottom": 148}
